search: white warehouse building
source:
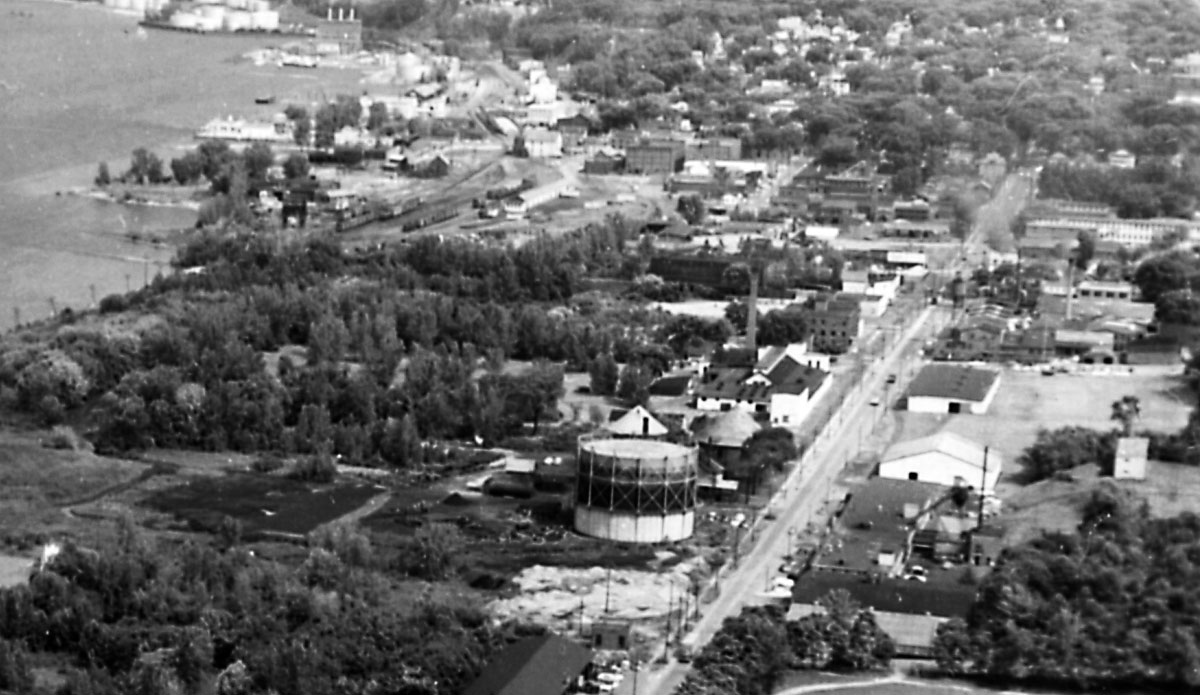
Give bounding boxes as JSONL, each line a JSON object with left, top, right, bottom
{"left": 879, "top": 431, "right": 1002, "bottom": 494}
{"left": 905, "top": 364, "right": 1001, "bottom": 415}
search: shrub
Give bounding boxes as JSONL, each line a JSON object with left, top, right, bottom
{"left": 98, "top": 294, "right": 128, "bottom": 314}
{"left": 251, "top": 453, "right": 285, "bottom": 474}
{"left": 42, "top": 425, "right": 88, "bottom": 451}
{"left": 289, "top": 452, "right": 337, "bottom": 483}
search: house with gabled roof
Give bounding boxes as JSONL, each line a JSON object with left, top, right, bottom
{"left": 604, "top": 405, "right": 668, "bottom": 438}
{"left": 693, "top": 343, "right": 830, "bottom": 426}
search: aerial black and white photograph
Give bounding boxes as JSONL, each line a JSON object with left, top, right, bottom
{"left": 2, "top": 0, "right": 1200, "bottom": 693}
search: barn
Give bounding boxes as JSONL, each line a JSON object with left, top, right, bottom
{"left": 879, "top": 431, "right": 1002, "bottom": 494}
{"left": 905, "top": 364, "right": 1001, "bottom": 415}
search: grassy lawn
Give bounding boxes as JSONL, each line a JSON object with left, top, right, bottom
{"left": 0, "top": 430, "right": 148, "bottom": 543}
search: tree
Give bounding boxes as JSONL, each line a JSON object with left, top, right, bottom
{"left": 242, "top": 142, "right": 275, "bottom": 181}
{"left": 1111, "top": 395, "right": 1141, "bottom": 436}
{"left": 1074, "top": 231, "right": 1096, "bottom": 270}
{"left": 677, "top": 194, "right": 706, "bottom": 225}
{"left": 616, "top": 364, "right": 652, "bottom": 406}
{"left": 95, "top": 162, "right": 111, "bottom": 187}
{"left": 946, "top": 193, "right": 977, "bottom": 247}
{"left": 282, "top": 153, "right": 310, "bottom": 181}
{"left": 170, "top": 152, "right": 203, "bottom": 185}
{"left": 588, "top": 353, "right": 620, "bottom": 396}
{"left": 381, "top": 413, "right": 421, "bottom": 467}
{"left": 1134, "top": 253, "right": 1193, "bottom": 303}
{"left": 367, "top": 101, "right": 389, "bottom": 132}
{"left": 128, "top": 148, "right": 165, "bottom": 185}
{"left": 1155, "top": 289, "right": 1200, "bottom": 325}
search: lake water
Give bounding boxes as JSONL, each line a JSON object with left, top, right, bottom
{"left": 0, "top": 0, "right": 363, "bottom": 329}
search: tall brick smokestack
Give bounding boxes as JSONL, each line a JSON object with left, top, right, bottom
{"left": 746, "top": 269, "right": 758, "bottom": 354}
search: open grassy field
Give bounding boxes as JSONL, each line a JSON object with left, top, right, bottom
{"left": 144, "top": 473, "right": 385, "bottom": 538}
{"left": 0, "top": 430, "right": 148, "bottom": 543}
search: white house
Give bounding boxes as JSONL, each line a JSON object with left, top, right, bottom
{"left": 1113, "top": 436, "right": 1148, "bottom": 480}
{"left": 905, "top": 364, "right": 1001, "bottom": 415}
{"left": 694, "top": 345, "right": 830, "bottom": 427}
{"left": 522, "top": 128, "right": 563, "bottom": 158}
{"left": 503, "top": 196, "right": 528, "bottom": 220}
{"left": 529, "top": 78, "right": 558, "bottom": 105}
{"left": 879, "top": 431, "right": 1003, "bottom": 494}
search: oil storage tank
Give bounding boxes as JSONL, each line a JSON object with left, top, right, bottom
{"left": 575, "top": 437, "right": 698, "bottom": 543}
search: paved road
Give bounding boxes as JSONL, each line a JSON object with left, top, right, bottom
{"left": 633, "top": 302, "right": 945, "bottom": 695}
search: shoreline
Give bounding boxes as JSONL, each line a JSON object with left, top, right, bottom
{"left": 75, "top": 186, "right": 203, "bottom": 212}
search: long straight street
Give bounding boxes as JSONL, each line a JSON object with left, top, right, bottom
{"left": 636, "top": 302, "right": 946, "bottom": 695}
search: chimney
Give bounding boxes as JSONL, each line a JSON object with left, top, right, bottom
{"left": 746, "top": 269, "right": 759, "bottom": 353}
{"left": 339, "top": 6, "right": 344, "bottom": 21}
{"left": 327, "top": 6, "right": 332, "bottom": 20}
{"left": 349, "top": 7, "right": 355, "bottom": 20}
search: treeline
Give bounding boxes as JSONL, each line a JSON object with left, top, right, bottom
{"left": 1036, "top": 159, "right": 1200, "bottom": 219}
{"left": 0, "top": 516, "right": 535, "bottom": 695}
{"left": 934, "top": 484, "right": 1200, "bottom": 690}
{"left": 676, "top": 595, "right": 894, "bottom": 695}
{"left": 0, "top": 222, "right": 748, "bottom": 460}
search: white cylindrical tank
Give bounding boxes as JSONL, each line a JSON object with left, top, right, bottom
{"left": 227, "top": 0, "right": 247, "bottom": 8}
{"left": 224, "top": 10, "right": 251, "bottom": 31}
{"left": 250, "top": 0, "right": 270, "bottom": 11}
{"left": 198, "top": 4, "right": 225, "bottom": 20}
{"left": 574, "top": 438, "right": 698, "bottom": 543}
{"left": 250, "top": 9, "right": 279, "bottom": 30}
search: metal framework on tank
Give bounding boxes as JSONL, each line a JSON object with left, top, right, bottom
{"left": 574, "top": 436, "right": 698, "bottom": 543}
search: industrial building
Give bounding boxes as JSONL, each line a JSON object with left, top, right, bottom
{"left": 624, "top": 139, "right": 685, "bottom": 174}
{"left": 905, "top": 364, "right": 1001, "bottom": 415}
{"left": 878, "top": 431, "right": 1002, "bottom": 494}
{"left": 693, "top": 346, "right": 830, "bottom": 427}
{"left": 574, "top": 438, "right": 698, "bottom": 543}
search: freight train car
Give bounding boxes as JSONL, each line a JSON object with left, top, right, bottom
{"left": 400, "top": 204, "right": 461, "bottom": 232}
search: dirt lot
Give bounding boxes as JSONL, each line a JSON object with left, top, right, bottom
{"left": 892, "top": 366, "right": 1194, "bottom": 496}
{"left": 888, "top": 366, "right": 1197, "bottom": 544}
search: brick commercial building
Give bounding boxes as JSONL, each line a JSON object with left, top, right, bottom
{"left": 625, "top": 139, "right": 685, "bottom": 174}
{"left": 800, "top": 293, "right": 863, "bottom": 353}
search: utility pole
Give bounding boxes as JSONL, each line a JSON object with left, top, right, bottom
{"left": 978, "top": 446, "right": 989, "bottom": 530}
{"left": 604, "top": 565, "right": 612, "bottom": 614}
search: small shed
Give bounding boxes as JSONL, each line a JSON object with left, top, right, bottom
{"left": 1114, "top": 436, "right": 1149, "bottom": 480}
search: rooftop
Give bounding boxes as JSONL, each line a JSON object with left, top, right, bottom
{"left": 580, "top": 438, "right": 690, "bottom": 459}
{"left": 907, "top": 364, "right": 1000, "bottom": 403}
{"left": 604, "top": 405, "right": 668, "bottom": 437}
{"left": 691, "top": 409, "right": 762, "bottom": 448}
{"left": 881, "top": 431, "right": 1003, "bottom": 474}
{"left": 462, "top": 634, "right": 592, "bottom": 695}
{"left": 791, "top": 571, "right": 976, "bottom": 618}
